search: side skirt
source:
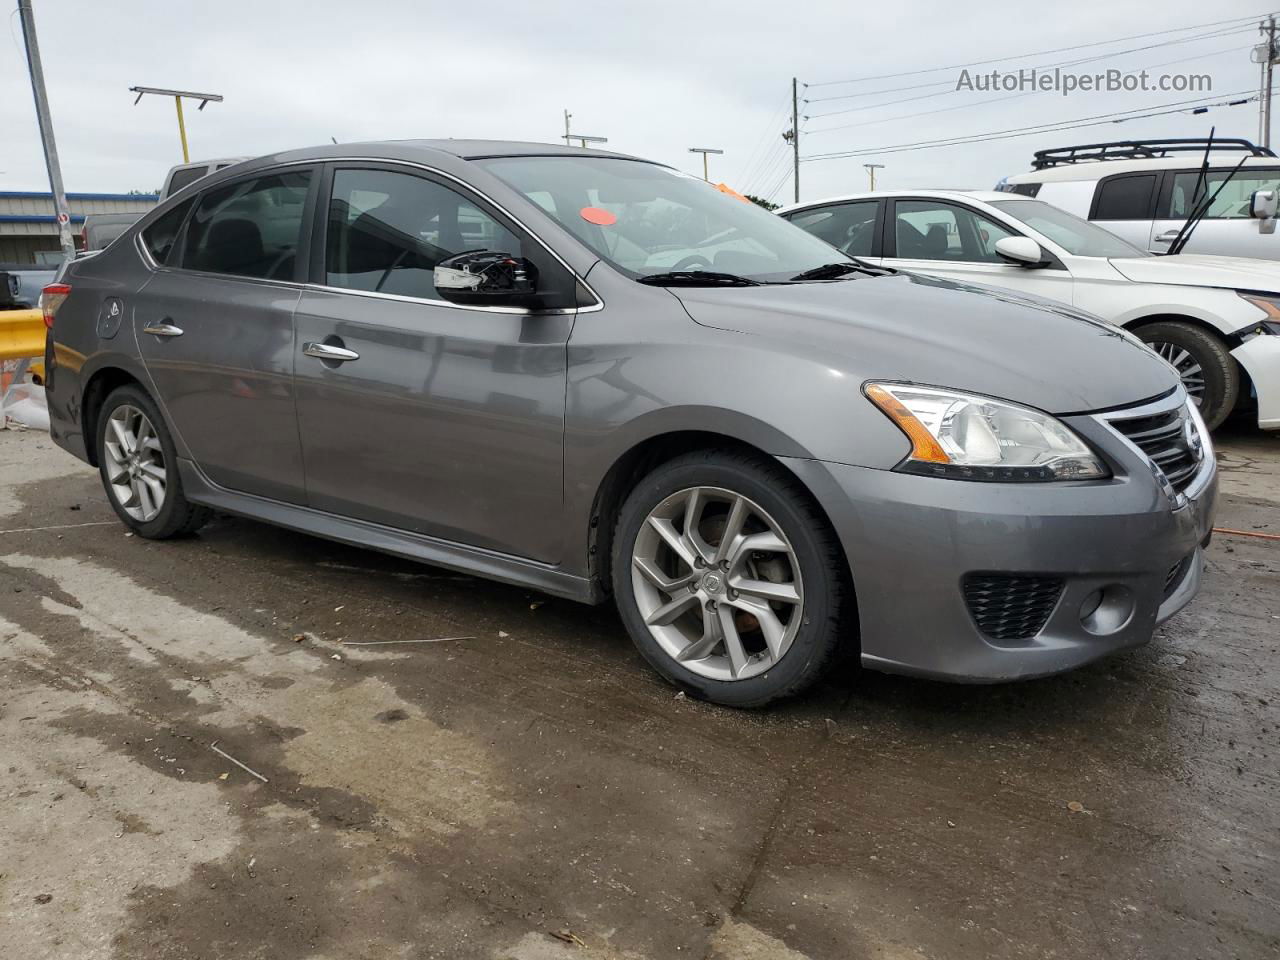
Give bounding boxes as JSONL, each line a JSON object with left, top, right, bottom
{"left": 177, "top": 460, "right": 602, "bottom": 604}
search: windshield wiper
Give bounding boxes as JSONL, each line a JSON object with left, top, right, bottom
{"left": 789, "top": 261, "right": 892, "bottom": 281}
{"left": 637, "top": 270, "right": 761, "bottom": 287}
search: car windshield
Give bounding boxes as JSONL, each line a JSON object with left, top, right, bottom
{"left": 990, "top": 199, "right": 1149, "bottom": 259}
{"left": 477, "top": 155, "right": 855, "bottom": 282}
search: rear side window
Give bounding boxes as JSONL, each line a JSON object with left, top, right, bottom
{"left": 180, "top": 171, "right": 312, "bottom": 280}
{"left": 141, "top": 199, "right": 194, "bottom": 265}
{"left": 1092, "top": 174, "right": 1157, "bottom": 220}
{"left": 787, "top": 201, "right": 879, "bottom": 256}
{"left": 166, "top": 166, "right": 209, "bottom": 195}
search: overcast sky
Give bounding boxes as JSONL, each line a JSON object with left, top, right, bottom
{"left": 1, "top": 0, "right": 1274, "bottom": 201}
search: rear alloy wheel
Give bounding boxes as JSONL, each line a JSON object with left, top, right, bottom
{"left": 1136, "top": 320, "right": 1239, "bottom": 430}
{"left": 96, "top": 385, "right": 211, "bottom": 539}
{"left": 612, "top": 451, "right": 846, "bottom": 707}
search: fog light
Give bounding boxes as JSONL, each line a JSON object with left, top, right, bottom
{"left": 1079, "top": 586, "right": 1134, "bottom": 636}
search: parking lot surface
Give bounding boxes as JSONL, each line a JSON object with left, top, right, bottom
{"left": 1, "top": 425, "right": 1277, "bottom": 960}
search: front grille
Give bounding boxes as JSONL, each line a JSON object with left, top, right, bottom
{"left": 963, "top": 574, "right": 1064, "bottom": 642}
{"left": 1108, "top": 403, "right": 1202, "bottom": 495}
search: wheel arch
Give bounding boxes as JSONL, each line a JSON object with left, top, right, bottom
{"left": 1121, "top": 311, "right": 1236, "bottom": 344}
{"left": 80, "top": 366, "right": 147, "bottom": 467}
{"left": 586, "top": 429, "right": 853, "bottom": 607}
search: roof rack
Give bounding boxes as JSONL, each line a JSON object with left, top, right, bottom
{"left": 1030, "top": 138, "right": 1276, "bottom": 169}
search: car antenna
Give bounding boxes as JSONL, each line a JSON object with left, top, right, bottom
{"left": 1163, "top": 128, "right": 1215, "bottom": 256}
{"left": 1168, "top": 154, "right": 1249, "bottom": 256}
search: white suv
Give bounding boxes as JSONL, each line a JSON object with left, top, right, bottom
{"left": 778, "top": 189, "right": 1280, "bottom": 431}
{"left": 996, "top": 138, "right": 1280, "bottom": 259}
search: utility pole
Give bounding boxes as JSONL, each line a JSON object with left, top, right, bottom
{"left": 1263, "top": 17, "right": 1278, "bottom": 149}
{"left": 17, "top": 0, "right": 76, "bottom": 263}
{"left": 130, "top": 86, "right": 224, "bottom": 163}
{"left": 864, "top": 163, "right": 885, "bottom": 191}
{"left": 790, "top": 77, "right": 800, "bottom": 203}
{"left": 688, "top": 147, "right": 724, "bottom": 182}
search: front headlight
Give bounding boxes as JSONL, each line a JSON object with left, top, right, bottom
{"left": 1237, "top": 291, "right": 1280, "bottom": 337}
{"left": 865, "top": 383, "right": 1109, "bottom": 481}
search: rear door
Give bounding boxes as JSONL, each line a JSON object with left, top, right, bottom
{"left": 291, "top": 163, "right": 582, "bottom": 562}
{"left": 1149, "top": 166, "right": 1280, "bottom": 258}
{"left": 1087, "top": 172, "right": 1159, "bottom": 251}
{"left": 134, "top": 167, "right": 316, "bottom": 503}
{"left": 879, "top": 198, "right": 1075, "bottom": 305}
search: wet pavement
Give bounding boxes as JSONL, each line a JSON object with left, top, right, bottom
{"left": 1, "top": 423, "right": 1277, "bottom": 960}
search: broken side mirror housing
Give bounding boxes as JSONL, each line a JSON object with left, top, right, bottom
{"left": 434, "top": 251, "right": 539, "bottom": 307}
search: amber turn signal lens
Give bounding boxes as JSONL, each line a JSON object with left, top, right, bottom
{"left": 865, "top": 384, "right": 951, "bottom": 464}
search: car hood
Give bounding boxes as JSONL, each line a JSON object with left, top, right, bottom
{"left": 671, "top": 272, "right": 1177, "bottom": 415}
{"left": 1107, "top": 253, "right": 1280, "bottom": 291}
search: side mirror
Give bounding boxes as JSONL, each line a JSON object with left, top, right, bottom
{"left": 994, "top": 236, "right": 1045, "bottom": 267}
{"left": 1250, "top": 189, "right": 1278, "bottom": 220}
{"left": 434, "top": 251, "right": 538, "bottom": 306}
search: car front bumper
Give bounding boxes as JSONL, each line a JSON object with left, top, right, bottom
{"left": 1232, "top": 333, "right": 1280, "bottom": 430}
{"left": 781, "top": 410, "right": 1217, "bottom": 682}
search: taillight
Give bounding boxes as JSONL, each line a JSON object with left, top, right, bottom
{"left": 40, "top": 283, "right": 71, "bottom": 328}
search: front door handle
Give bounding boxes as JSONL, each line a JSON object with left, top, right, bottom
{"left": 303, "top": 341, "right": 360, "bottom": 363}
{"left": 142, "top": 321, "right": 184, "bottom": 337}
{"left": 1153, "top": 231, "right": 1181, "bottom": 243}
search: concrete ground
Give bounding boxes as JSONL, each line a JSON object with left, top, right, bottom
{"left": 1, "top": 423, "right": 1277, "bottom": 960}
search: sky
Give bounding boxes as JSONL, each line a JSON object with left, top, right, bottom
{"left": 1, "top": 0, "right": 1275, "bottom": 202}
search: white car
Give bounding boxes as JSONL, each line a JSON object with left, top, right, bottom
{"left": 778, "top": 189, "right": 1280, "bottom": 430}
{"left": 995, "top": 138, "right": 1280, "bottom": 259}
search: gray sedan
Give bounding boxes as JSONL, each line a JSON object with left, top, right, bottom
{"left": 41, "top": 140, "right": 1216, "bottom": 706}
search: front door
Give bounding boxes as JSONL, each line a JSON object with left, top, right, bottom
{"left": 880, "top": 198, "right": 1075, "bottom": 306}
{"left": 1149, "top": 166, "right": 1280, "bottom": 258}
{"left": 292, "top": 164, "right": 582, "bottom": 563}
{"left": 134, "top": 168, "right": 315, "bottom": 503}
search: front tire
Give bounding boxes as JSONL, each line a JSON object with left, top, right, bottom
{"left": 1136, "top": 321, "right": 1239, "bottom": 430}
{"left": 611, "top": 450, "right": 847, "bottom": 707}
{"left": 96, "top": 385, "right": 211, "bottom": 539}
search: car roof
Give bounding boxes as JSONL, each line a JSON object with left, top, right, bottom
{"left": 1006, "top": 154, "right": 1279, "bottom": 183}
{"left": 777, "top": 189, "right": 1013, "bottom": 213}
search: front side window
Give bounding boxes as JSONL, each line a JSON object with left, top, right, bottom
{"left": 324, "top": 168, "right": 577, "bottom": 308}
{"left": 1164, "top": 168, "right": 1280, "bottom": 219}
{"left": 478, "top": 156, "right": 852, "bottom": 282}
{"left": 1093, "top": 174, "right": 1157, "bottom": 220}
{"left": 180, "top": 171, "right": 311, "bottom": 279}
{"left": 892, "top": 201, "right": 1014, "bottom": 263}
{"left": 786, "top": 201, "right": 879, "bottom": 257}
{"left": 141, "top": 198, "right": 194, "bottom": 265}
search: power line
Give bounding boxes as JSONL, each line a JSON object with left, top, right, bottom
{"left": 806, "top": 12, "right": 1272, "bottom": 87}
{"left": 801, "top": 90, "right": 1258, "bottom": 162}
{"left": 805, "top": 41, "right": 1253, "bottom": 136}
{"left": 805, "top": 23, "right": 1256, "bottom": 119}
{"left": 735, "top": 93, "right": 794, "bottom": 187}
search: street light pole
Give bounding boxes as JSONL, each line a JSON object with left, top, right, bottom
{"left": 17, "top": 0, "right": 76, "bottom": 263}
{"left": 864, "top": 163, "right": 885, "bottom": 191}
{"left": 688, "top": 147, "right": 724, "bottom": 182}
{"left": 130, "top": 86, "right": 224, "bottom": 163}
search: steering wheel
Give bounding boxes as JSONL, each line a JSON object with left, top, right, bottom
{"left": 670, "top": 254, "right": 713, "bottom": 272}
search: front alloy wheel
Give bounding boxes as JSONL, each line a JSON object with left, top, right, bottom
{"left": 631, "top": 486, "right": 804, "bottom": 681}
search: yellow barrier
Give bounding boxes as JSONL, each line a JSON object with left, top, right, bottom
{"left": 1, "top": 309, "right": 46, "bottom": 393}
{"left": 1, "top": 309, "right": 44, "bottom": 362}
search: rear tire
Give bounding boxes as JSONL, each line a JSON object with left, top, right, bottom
{"left": 1135, "top": 320, "right": 1238, "bottom": 430}
{"left": 96, "top": 385, "right": 211, "bottom": 539}
{"left": 611, "top": 450, "right": 847, "bottom": 708}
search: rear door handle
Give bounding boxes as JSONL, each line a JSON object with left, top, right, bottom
{"left": 142, "top": 321, "right": 184, "bottom": 337}
{"left": 1153, "top": 231, "right": 1181, "bottom": 243}
{"left": 303, "top": 342, "right": 360, "bottom": 362}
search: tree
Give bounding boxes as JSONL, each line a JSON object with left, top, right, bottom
{"left": 745, "top": 194, "right": 779, "bottom": 211}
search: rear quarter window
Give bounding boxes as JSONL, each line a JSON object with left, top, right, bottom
{"left": 140, "top": 199, "right": 194, "bottom": 265}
